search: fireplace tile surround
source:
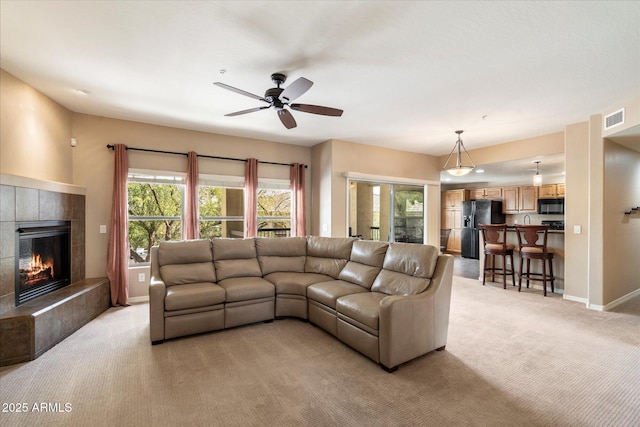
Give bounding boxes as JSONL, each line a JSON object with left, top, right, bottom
{"left": 0, "top": 174, "right": 110, "bottom": 366}
{"left": 1, "top": 176, "right": 85, "bottom": 313}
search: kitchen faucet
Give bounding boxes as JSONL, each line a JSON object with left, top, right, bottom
{"left": 524, "top": 214, "right": 531, "bottom": 225}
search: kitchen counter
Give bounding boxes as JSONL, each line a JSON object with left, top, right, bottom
{"left": 478, "top": 228, "right": 564, "bottom": 293}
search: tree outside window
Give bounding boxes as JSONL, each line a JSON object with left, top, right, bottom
{"left": 257, "top": 188, "right": 291, "bottom": 237}
{"left": 128, "top": 181, "right": 183, "bottom": 264}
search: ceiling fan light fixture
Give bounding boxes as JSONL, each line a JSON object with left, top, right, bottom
{"left": 443, "top": 130, "right": 475, "bottom": 177}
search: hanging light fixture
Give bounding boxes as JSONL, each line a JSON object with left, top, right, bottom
{"left": 443, "top": 130, "right": 475, "bottom": 176}
{"left": 532, "top": 161, "right": 542, "bottom": 187}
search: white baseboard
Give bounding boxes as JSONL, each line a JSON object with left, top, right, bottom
{"left": 563, "top": 294, "right": 588, "bottom": 304}
{"left": 600, "top": 288, "right": 640, "bottom": 311}
{"left": 564, "top": 288, "right": 640, "bottom": 311}
{"left": 127, "top": 296, "right": 149, "bottom": 304}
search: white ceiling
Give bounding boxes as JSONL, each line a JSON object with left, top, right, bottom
{"left": 1, "top": 1, "right": 639, "bottom": 158}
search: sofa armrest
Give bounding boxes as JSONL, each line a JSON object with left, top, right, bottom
{"left": 378, "top": 254, "right": 454, "bottom": 369}
{"left": 149, "top": 246, "right": 166, "bottom": 343}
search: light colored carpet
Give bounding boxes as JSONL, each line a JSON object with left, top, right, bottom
{"left": 1, "top": 276, "right": 638, "bottom": 427}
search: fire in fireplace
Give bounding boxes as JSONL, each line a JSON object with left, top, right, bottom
{"left": 15, "top": 221, "right": 71, "bottom": 305}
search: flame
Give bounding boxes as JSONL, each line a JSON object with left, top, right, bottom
{"left": 26, "top": 253, "right": 54, "bottom": 279}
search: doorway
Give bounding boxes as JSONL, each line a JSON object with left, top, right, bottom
{"left": 348, "top": 181, "right": 425, "bottom": 243}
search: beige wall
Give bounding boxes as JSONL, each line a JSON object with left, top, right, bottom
{"left": 70, "top": 113, "right": 313, "bottom": 278}
{"left": 563, "top": 121, "right": 589, "bottom": 301}
{"left": 0, "top": 70, "right": 73, "bottom": 183}
{"left": 439, "top": 132, "right": 565, "bottom": 168}
{"left": 603, "top": 140, "right": 640, "bottom": 303}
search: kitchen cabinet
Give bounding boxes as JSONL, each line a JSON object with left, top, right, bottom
{"left": 539, "top": 183, "right": 565, "bottom": 199}
{"left": 469, "top": 187, "right": 502, "bottom": 200}
{"left": 444, "top": 189, "right": 467, "bottom": 209}
{"left": 502, "top": 186, "right": 538, "bottom": 213}
{"left": 441, "top": 190, "right": 467, "bottom": 252}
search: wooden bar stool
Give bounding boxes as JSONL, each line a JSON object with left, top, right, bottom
{"left": 480, "top": 224, "right": 515, "bottom": 289}
{"left": 514, "top": 225, "right": 555, "bottom": 296}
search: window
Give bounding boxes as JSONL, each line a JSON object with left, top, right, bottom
{"left": 198, "top": 174, "right": 244, "bottom": 239}
{"left": 127, "top": 171, "right": 185, "bottom": 264}
{"left": 257, "top": 179, "right": 291, "bottom": 237}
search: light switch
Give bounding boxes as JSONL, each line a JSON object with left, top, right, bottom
{"left": 138, "top": 273, "right": 145, "bottom": 283}
{"left": 100, "top": 225, "right": 107, "bottom": 234}
{"left": 573, "top": 225, "right": 581, "bottom": 234}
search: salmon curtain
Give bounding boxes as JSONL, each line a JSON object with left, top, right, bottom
{"left": 290, "top": 163, "right": 306, "bottom": 237}
{"left": 184, "top": 151, "right": 199, "bottom": 240}
{"left": 106, "top": 144, "right": 129, "bottom": 306}
{"left": 244, "top": 158, "right": 258, "bottom": 237}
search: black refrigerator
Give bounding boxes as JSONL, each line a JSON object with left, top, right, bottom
{"left": 461, "top": 200, "right": 505, "bottom": 259}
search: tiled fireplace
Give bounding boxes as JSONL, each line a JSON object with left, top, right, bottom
{"left": 0, "top": 175, "right": 109, "bottom": 366}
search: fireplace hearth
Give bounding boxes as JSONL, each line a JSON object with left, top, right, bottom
{"left": 16, "top": 221, "right": 71, "bottom": 306}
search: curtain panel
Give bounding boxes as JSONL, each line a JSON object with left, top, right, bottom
{"left": 106, "top": 144, "right": 130, "bottom": 306}
{"left": 244, "top": 158, "right": 258, "bottom": 237}
{"left": 184, "top": 151, "right": 199, "bottom": 239}
{"left": 290, "top": 163, "right": 306, "bottom": 237}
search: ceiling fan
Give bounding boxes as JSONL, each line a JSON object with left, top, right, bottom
{"left": 214, "top": 73, "right": 343, "bottom": 129}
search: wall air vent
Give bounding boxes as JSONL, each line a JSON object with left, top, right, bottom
{"left": 604, "top": 108, "right": 624, "bottom": 130}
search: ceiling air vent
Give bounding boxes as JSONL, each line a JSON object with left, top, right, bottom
{"left": 604, "top": 108, "right": 624, "bottom": 130}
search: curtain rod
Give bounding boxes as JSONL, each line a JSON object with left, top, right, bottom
{"left": 105, "top": 144, "right": 306, "bottom": 168}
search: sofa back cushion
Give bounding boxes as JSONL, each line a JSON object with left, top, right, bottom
{"left": 338, "top": 240, "right": 389, "bottom": 289}
{"left": 371, "top": 243, "right": 439, "bottom": 295}
{"left": 212, "top": 238, "right": 262, "bottom": 280}
{"left": 305, "top": 236, "right": 357, "bottom": 279}
{"left": 158, "top": 240, "right": 216, "bottom": 286}
{"left": 256, "top": 237, "right": 306, "bottom": 275}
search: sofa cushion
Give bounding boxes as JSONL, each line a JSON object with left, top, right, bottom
{"left": 165, "top": 282, "right": 225, "bottom": 311}
{"left": 212, "top": 238, "right": 262, "bottom": 280}
{"left": 264, "top": 272, "right": 333, "bottom": 295}
{"left": 160, "top": 262, "right": 217, "bottom": 287}
{"left": 255, "top": 236, "right": 307, "bottom": 276}
{"left": 215, "top": 258, "right": 263, "bottom": 281}
{"left": 217, "top": 277, "right": 275, "bottom": 303}
{"left": 338, "top": 240, "right": 389, "bottom": 289}
{"left": 381, "top": 243, "right": 439, "bottom": 278}
{"left": 338, "top": 262, "right": 381, "bottom": 289}
{"left": 212, "top": 238, "right": 257, "bottom": 260}
{"left": 158, "top": 239, "right": 213, "bottom": 265}
{"left": 370, "top": 243, "right": 438, "bottom": 295}
{"left": 256, "top": 237, "right": 307, "bottom": 256}
{"left": 305, "top": 236, "right": 357, "bottom": 278}
{"left": 336, "top": 292, "right": 388, "bottom": 331}
{"left": 349, "top": 240, "right": 389, "bottom": 267}
{"left": 307, "top": 280, "right": 368, "bottom": 309}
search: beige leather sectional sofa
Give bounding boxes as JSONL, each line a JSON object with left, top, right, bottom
{"left": 149, "top": 236, "right": 454, "bottom": 371}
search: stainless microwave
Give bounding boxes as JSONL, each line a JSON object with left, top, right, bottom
{"left": 538, "top": 198, "right": 564, "bottom": 215}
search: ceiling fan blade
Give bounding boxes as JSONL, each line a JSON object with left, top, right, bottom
{"left": 225, "top": 106, "right": 270, "bottom": 116}
{"left": 290, "top": 103, "right": 343, "bottom": 117}
{"left": 277, "top": 109, "right": 297, "bottom": 129}
{"left": 279, "top": 77, "right": 313, "bottom": 102}
{"left": 214, "top": 82, "right": 267, "bottom": 102}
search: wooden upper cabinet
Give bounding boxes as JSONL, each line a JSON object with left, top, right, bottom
{"left": 502, "top": 186, "right": 538, "bottom": 213}
{"left": 469, "top": 187, "right": 502, "bottom": 200}
{"left": 443, "top": 189, "right": 467, "bottom": 209}
{"left": 519, "top": 186, "right": 538, "bottom": 212}
{"left": 557, "top": 183, "right": 565, "bottom": 197}
{"left": 484, "top": 187, "right": 503, "bottom": 199}
{"left": 502, "top": 187, "right": 519, "bottom": 213}
{"left": 538, "top": 183, "right": 566, "bottom": 199}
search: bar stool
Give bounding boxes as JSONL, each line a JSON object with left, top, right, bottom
{"left": 480, "top": 224, "right": 516, "bottom": 289}
{"left": 514, "top": 225, "right": 555, "bottom": 296}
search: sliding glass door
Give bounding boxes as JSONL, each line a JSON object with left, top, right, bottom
{"left": 349, "top": 180, "right": 424, "bottom": 243}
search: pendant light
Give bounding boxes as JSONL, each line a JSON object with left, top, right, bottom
{"left": 532, "top": 161, "right": 542, "bottom": 187}
{"left": 443, "top": 130, "right": 475, "bottom": 176}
